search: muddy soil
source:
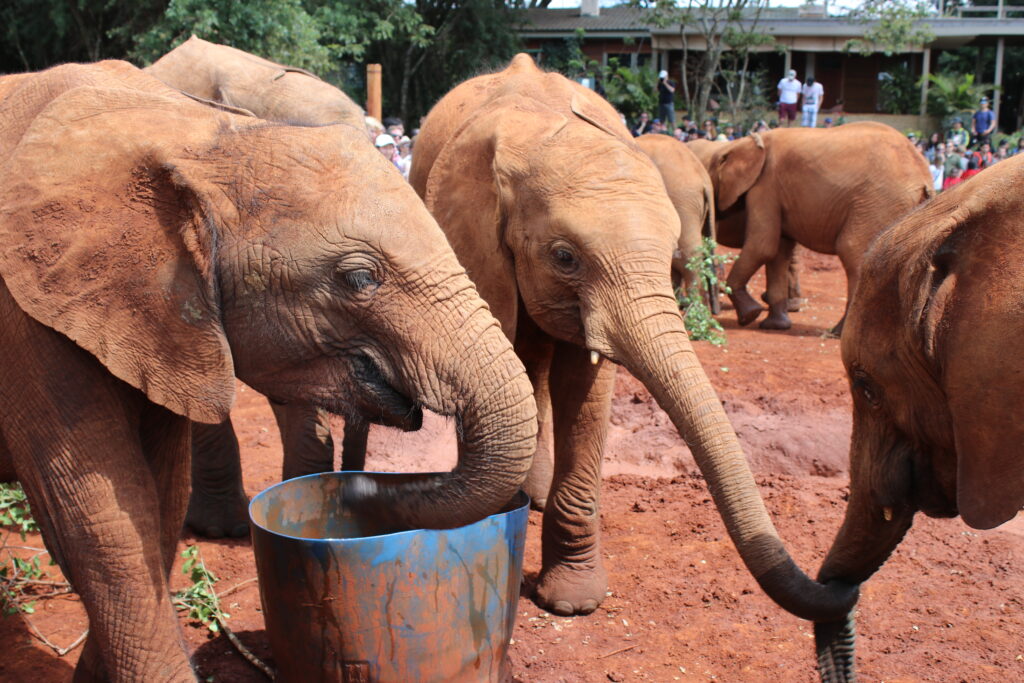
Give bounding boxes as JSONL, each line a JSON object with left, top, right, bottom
{"left": 2, "top": 250, "right": 1022, "bottom": 682}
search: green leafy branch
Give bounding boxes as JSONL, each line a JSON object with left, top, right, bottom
{"left": 678, "top": 237, "right": 733, "bottom": 347}
{"left": 174, "top": 544, "right": 274, "bottom": 679}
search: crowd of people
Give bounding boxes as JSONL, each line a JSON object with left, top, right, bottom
{"left": 367, "top": 116, "right": 415, "bottom": 179}
{"left": 912, "top": 98, "right": 1022, "bottom": 192}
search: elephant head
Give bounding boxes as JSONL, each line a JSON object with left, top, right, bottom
{"left": 416, "top": 57, "right": 856, "bottom": 622}
{"left": 801, "top": 156, "right": 1024, "bottom": 681}
{"left": 0, "top": 71, "right": 536, "bottom": 531}
{"left": 707, "top": 133, "right": 766, "bottom": 212}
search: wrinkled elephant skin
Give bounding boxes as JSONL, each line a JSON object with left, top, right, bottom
{"left": 0, "top": 63, "right": 535, "bottom": 680}
{"left": 409, "top": 54, "right": 857, "bottom": 622}
{"left": 804, "top": 155, "right": 1024, "bottom": 681}
{"left": 146, "top": 37, "right": 371, "bottom": 537}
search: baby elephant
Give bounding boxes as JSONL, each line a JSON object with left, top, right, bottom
{"left": 785, "top": 154, "right": 1024, "bottom": 681}
{"left": 0, "top": 62, "right": 536, "bottom": 680}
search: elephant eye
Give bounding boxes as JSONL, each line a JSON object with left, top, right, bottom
{"left": 851, "top": 367, "right": 882, "bottom": 408}
{"left": 337, "top": 267, "right": 380, "bottom": 294}
{"left": 551, "top": 246, "right": 579, "bottom": 273}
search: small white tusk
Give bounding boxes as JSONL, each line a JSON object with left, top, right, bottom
{"left": 883, "top": 507, "right": 893, "bottom": 522}
{"left": 590, "top": 350, "right": 599, "bottom": 365}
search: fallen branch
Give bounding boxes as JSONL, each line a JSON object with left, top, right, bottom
{"left": 219, "top": 577, "right": 258, "bottom": 599}
{"left": 598, "top": 643, "right": 637, "bottom": 659}
{"left": 23, "top": 617, "right": 88, "bottom": 657}
{"left": 222, "top": 620, "right": 275, "bottom": 680}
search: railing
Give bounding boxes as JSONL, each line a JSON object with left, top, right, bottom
{"left": 953, "top": 5, "right": 1024, "bottom": 19}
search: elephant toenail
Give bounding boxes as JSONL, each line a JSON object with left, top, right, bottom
{"left": 579, "top": 599, "right": 598, "bottom": 614}
{"left": 551, "top": 601, "right": 575, "bottom": 616}
{"left": 206, "top": 526, "right": 225, "bottom": 539}
{"left": 230, "top": 523, "right": 250, "bottom": 538}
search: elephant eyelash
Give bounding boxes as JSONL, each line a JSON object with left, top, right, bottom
{"left": 851, "top": 367, "right": 882, "bottom": 408}
{"left": 337, "top": 267, "right": 380, "bottom": 294}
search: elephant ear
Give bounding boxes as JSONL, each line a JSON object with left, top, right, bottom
{"left": 0, "top": 86, "right": 238, "bottom": 424}
{"left": 423, "top": 98, "right": 567, "bottom": 339}
{"left": 713, "top": 133, "right": 766, "bottom": 212}
{"left": 569, "top": 90, "right": 632, "bottom": 141}
{"left": 917, "top": 167, "right": 1024, "bottom": 529}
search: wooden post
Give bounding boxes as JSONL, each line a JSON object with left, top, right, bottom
{"left": 366, "top": 64, "right": 382, "bottom": 122}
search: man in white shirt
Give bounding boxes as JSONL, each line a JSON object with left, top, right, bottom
{"left": 777, "top": 69, "right": 801, "bottom": 127}
{"left": 801, "top": 76, "right": 824, "bottom": 127}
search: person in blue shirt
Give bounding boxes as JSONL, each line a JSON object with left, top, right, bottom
{"left": 972, "top": 97, "right": 996, "bottom": 146}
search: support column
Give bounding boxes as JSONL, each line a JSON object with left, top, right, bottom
{"left": 994, "top": 37, "right": 1005, "bottom": 125}
{"left": 806, "top": 52, "right": 817, "bottom": 78}
{"left": 920, "top": 47, "right": 931, "bottom": 117}
{"left": 784, "top": 48, "right": 792, "bottom": 74}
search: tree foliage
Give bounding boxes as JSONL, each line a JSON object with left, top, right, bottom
{"left": 844, "top": 0, "right": 934, "bottom": 57}
{"left": 631, "top": 0, "right": 774, "bottom": 120}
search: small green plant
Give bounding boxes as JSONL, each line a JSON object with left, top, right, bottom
{"left": 174, "top": 545, "right": 228, "bottom": 634}
{"left": 677, "top": 237, "right": 733, "bottom": 346}
{"left": 0, "top": 482, "right": 38, "bottom": 540}
{"left": 0, "top": 482, "right": 74, "bottom": 627}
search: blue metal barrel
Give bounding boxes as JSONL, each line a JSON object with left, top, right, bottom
{"left": 249, "top": 472, "right": 529, "bottom": 682}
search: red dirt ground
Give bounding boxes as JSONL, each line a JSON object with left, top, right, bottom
{"left": 2, "top": 249, "right": 1023, "bottom": 682}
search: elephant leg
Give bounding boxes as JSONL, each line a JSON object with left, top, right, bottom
{"left": 726, "top": 246, "right": 775, "bottom": 326}
{"left": 187, "top": 418, "right": 249, "bottom": 539}
{"left": 0, "top": 320, "right": 193, "bottom": 681}
{"left": 269, "top": 401, "right": 335, "bottom": 480}
{"left": 760, "top": 237, "right": 796, "bottom": 330}
{"left": 787, "top": 245, "right": 804, "bottom": 311}
{"left": 534, "top": 341, "right": 616, "bottom": 616}
{"left": 833, "top": 232, "right": 866, "bottom": 337}
{"left": 340, "top": 418, "right": 369, "bottom": 471}
{"left": 518, "top": 333, "right": 556, "bottom": 511}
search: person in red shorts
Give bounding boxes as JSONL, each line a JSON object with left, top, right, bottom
{"left": 777, "top": 69, "right": 801, "bottom": 127}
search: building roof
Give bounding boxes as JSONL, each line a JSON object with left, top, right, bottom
{"left": 520, "top": 5, "right": 1024, "bottom": 48}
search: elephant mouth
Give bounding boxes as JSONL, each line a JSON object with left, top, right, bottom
{"left": 349, "top": 353, "right": 423, "bottom": 432}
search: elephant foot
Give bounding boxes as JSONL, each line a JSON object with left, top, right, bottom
{"left": 759, "top": 301, "right": 792, "bottom": 330}
{"left": 731, "top": 291, "right": 765, "bottom": 327}
{"left": 185, "top": 487, "right": 250, "bottom": 539}
{"left": 787, "top": 297, "right": 806, "bottom": 313}
{"left": 533, "top": 560, "right": 607, "bottom": 616}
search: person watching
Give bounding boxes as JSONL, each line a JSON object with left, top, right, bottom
{"left": 657, "top": 70, "right": 676, "bottom": 128}
{"left": 972, "top": 97, "right": 997, "bottom": 146}
{"left": 800, "top": 76, "right": 823, "bottom": 127}
{"left": 776, "top": 69, "right": 801, "bottom": 128}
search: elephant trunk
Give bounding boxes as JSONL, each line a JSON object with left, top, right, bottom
{"left": 348, "top": 288, "right": 538, "bottom": 531}
{"left": 812, "top": 420, "right": 917, "bottom": 682}
{"left": 597, "top": 276, "right": 858, "bottom": 622}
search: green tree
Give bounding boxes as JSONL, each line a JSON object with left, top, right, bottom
{"left": 844, "top": 0, "right": 935, "bottom": 57}
{"left": 1, "top": 0, "right": 165, "bottom": 72}
{"left": 129, "top": 0, "right": 330, "bottom": 71}
{"left": 361, "top": 0, "right": 524, "bottom": 124}
{"left": 632, "top": 0, "right": 774, "bottom": 120}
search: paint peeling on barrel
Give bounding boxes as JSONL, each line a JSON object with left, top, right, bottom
{"left": 250, "top": 471, "right": 528, "bottom": 682}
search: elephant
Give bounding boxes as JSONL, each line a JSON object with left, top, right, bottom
{"left": 634, "top": 134, "right": 716, "bottom": 300}
{"left": 145, "top": 37, "right": 369, "bottom": 538}
{"left": 784, "top": 155, "right": 1024, "bottom": 682}
{"left": 0, "top": 62, "right": 536, "bottom": 681}
{"left": 705, "top": 123, "right": 933, "bottom": 334}
{"left": 402, "top": 53, "right": 857, "bottom": 621}
{"left": 145, "top": 35, "right": 365, "bottom": 128}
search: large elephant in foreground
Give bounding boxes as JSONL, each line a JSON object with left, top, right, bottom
{"left": 0, "top": 62, "right": 536, "bottom": 680}
{"left": 404, "top": 53, "right": 856, "bottom": 621}
{"left": 706, "top": 123, "right": 932, "bottom": 333}
{"left": 797, "top": 155, "right": 1024, "bottom": 682}
{"left": 146, "top": 37, "right": 368, "bottom": 538}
